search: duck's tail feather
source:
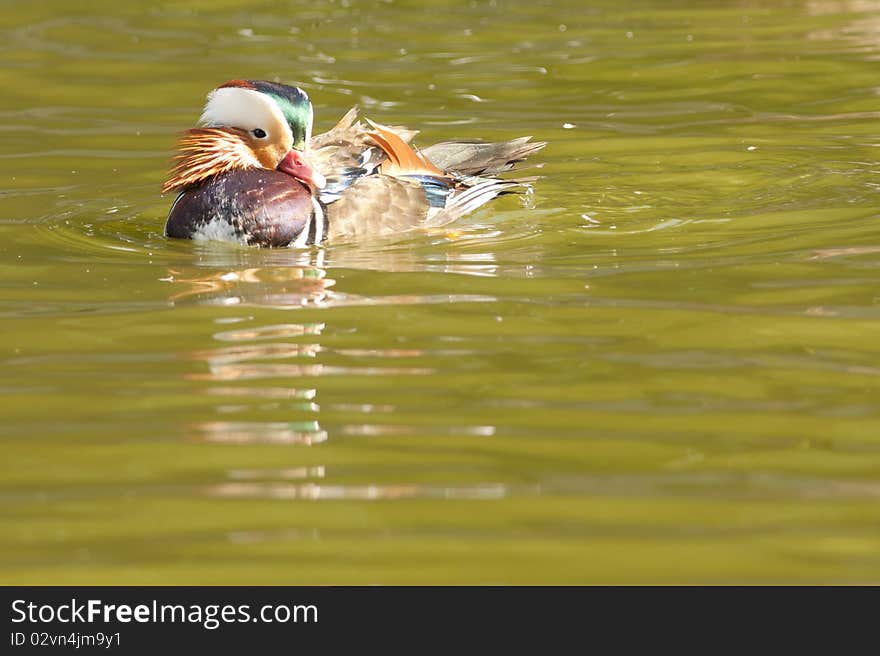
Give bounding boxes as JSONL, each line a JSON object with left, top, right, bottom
{"left": 421, "top": 137, "right": 546, "bottom": 177}
{"left": 424, "top": 177, "right": 536, "bottom": 227}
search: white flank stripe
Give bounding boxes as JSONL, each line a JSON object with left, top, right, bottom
{"left": 291, "top": 209, "right": 312, "bottom": 248}
{"left": 311, "top": 197, "right": 325, "bottom": 244}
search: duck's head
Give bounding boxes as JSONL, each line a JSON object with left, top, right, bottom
{"left": 163, "top": 79, "right": 326, "bottom": 194}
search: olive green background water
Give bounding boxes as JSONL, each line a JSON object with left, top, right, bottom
{"left": 2, "top": 0, "right": 879, "bottom": 584}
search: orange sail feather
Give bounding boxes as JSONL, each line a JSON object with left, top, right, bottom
{"left": 365, "top": 119, "right": 448, "bottom": 179}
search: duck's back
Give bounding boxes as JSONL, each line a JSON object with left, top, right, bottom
{"left": 311, "top": 111, "right": 545, "bottom": 242}
{"left": 165, "top": 169, "right": 319, "bottom": 247}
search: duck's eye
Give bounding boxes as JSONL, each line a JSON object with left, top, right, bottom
{"left": 252, "top": 128, "right": 267, "bottom": 139}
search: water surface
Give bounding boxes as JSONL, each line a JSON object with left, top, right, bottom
{"left": 2, "top": 0, "right": 880, "bottom": 583}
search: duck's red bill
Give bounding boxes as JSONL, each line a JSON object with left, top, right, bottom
{"left": 278, "top": 150, "right": 326, "bottom": 190}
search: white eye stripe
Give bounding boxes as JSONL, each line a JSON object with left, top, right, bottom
{"left": 199, "top": 87, "right": 293, "bottom": 146}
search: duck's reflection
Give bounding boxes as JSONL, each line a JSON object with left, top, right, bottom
{"left": 164, "top": 251, "right": 335, "bottom": 451}
{"left": 197, "top": 421, "right": 327, "bottom": 445}
{"left": 166, "top": 265, "right": 334, "bottom": 307}
{"left": 164, "top": 248, "right": 506, "bottom": 510}
{"left": 168, "top": 254, "right": 435, "bottom": 445}
{"left": 207, "top": 481, "right": 508, "bottom": 501}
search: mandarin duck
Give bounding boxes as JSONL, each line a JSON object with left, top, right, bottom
{"left": 163, "top": 80, "right": 545, "bottom": 247}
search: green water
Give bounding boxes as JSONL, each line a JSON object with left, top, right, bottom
{"left": 2, "top": 0, "right": 880, "bottom": 584}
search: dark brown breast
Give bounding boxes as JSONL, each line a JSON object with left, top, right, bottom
{"left": 165, "top": 169, "right": 315, "bottom": 247}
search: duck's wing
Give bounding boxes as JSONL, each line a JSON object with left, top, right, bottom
{"left": 310, "top": 108, "right": 422, "bottom": 204}
{"left": 326, "top": 175, "right": 434, "bottom": 241}
{"left": 322, "top": 119, "right": 458, "bottom": 240}
{"left": 316, "top": 112, "right": 547, "bottom": 240}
